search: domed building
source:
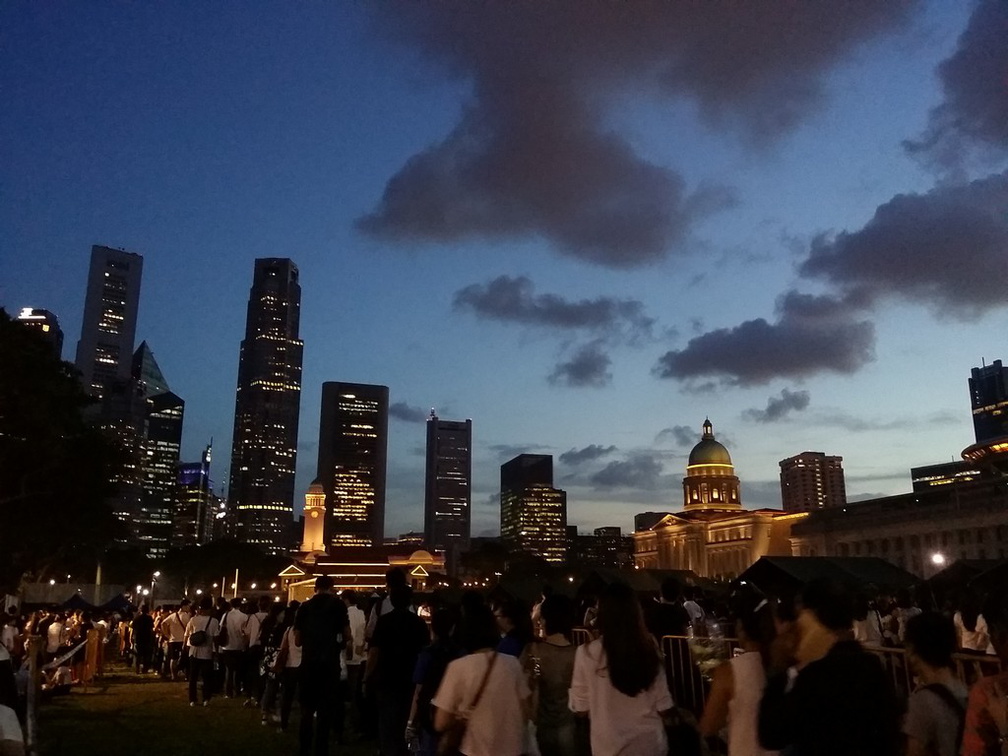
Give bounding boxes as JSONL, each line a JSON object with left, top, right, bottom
{"left": 633, "top": 420, "right": 806, "bottom": 580}
{"left": 683, "top": 418, "right": 742, "bottom": 512}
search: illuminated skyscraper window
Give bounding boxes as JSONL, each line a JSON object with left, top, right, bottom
{"left": 228, "top": 259, "right": 303, "bottom": 557}
{"left": 500, "top": 454, "right": 567, "bottom": 563}
{"left": 424, "top": 413, "right": 472, "bottom": 557}
{"left": 74, "top": 245, "right": 142, "bottom": 399}
{"left": 317, "top": 382, "right": 389, "bottom": 548}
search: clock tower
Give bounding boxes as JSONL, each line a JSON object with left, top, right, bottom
{"left": 300, "top": 479, "right": 327, "bottom": 558}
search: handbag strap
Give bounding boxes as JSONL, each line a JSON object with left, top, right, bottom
{"left": 470, "top": 651, "right": 498, "bottom": 711}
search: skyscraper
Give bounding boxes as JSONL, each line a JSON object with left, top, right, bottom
{"left": 131, "top": 342, "right": 184, "bottom": 557}
{"left": 16, "top": 307, "right": 64, "bottom": 358}
{"left": 969, "top": 359, "right": 1008, "bottom": 443}
{"left": 779, "top": 451, "right": 846, "bottom": 513}
{"left": 500, "top": 454, "right": 567, "bottom": 562}
{"left": 316, "top": 382, "right": 389, "bottom": 548}
{"left": 75, "top": 245, "right": 143, "bottom": 399}
{"left": 175, "top": 443, "right": 214, "bottom": 548}
{"left": 424, "top": 412, "right": 472, "bottom": 555}
{"left": 228, "top": 259, "right": 304, "bottom": 557}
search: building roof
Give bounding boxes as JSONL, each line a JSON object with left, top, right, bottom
{"left": 687, "top": 418, "right": 733, "bottom": 466}
{"left": 738, "top": 556, "right": 918, "bottom": 594}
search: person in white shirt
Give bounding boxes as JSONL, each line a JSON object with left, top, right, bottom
{"left": 45, "top": 614, "right": 65, "bottom": 660}
{"left": 243, "top": 596, "right": 270, "bottom": 707}
{"left": 1, "top": 613, "right": 17, "bottom": 655}
{"left": 161, "top": 601, "right": 191, "bottom": 681}
{"left": 699, "top": 587, "right": 780, "bottom": 755}
{"left": 183, "top": 596, "right": 220, "bottom": 707}
{"left": 342, "top": 590, "right": 368, "bottom": 729}
{"left": 0, "top": 703, "right": 24, "bottom": 756}
{"left": 570, "top": 582, "right": 674, "bottom": 756}
{"left": 433, "top": 604, "right": 530, "bottom": 756}
{"left": 683, "top": 587, "right": 706, "bottom": 624}
{"left": 219, "top": 598, "right": 249, "bottom": 698}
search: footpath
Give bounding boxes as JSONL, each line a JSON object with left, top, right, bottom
{"left": 37, "top": 666, "right": 375, "bottom": 756}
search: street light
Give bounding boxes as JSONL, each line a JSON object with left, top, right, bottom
{"left": 931, "top": 552, "right": 946, "bottom": 567}
{"left": 49, "top": 579, "right": 55, "bottom": 586}
{"left": 250, "top": 583, "right": 257, "bottom": 590}
{"left": 195, "top": 589, "right": 203, "bottom": 596}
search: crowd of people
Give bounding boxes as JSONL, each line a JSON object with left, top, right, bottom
{"left": 2, "top": 570, "right": 1008, "bottom": 756}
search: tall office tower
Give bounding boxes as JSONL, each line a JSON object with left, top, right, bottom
{"left": 423, "top": 412, "right": 473, "bottom": 555}
{"left": 779, "top": 451, "right": 846, "bottom": 513}
{"left": 316, "top": 382, "right": 389, "bottom": 548}
{"left": 75, "top": 245, "right": 143, "bottom": 399}
{"left": 131, "top": 342, "right": 184, "bottom": 557}
{"left": 228, "top": 259, "right": 304, "bottom": 557}
{"left": 970, "top": 360, "right": 1008, "bottom": 443}
{"left": 500, "top": 454, "right": 568, "bottom": 562}
{"left": 16, "top": 307, "right": 64, "bottom": 357}
{"left": 175, "top": 443, "right": 214, "bottom": 548}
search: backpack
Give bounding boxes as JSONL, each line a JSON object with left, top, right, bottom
{"left": 189, "top": 617, "right": 212, "bottom": 648}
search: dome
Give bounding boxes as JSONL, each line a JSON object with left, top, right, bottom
{"left": 687, "top": 418, "right": 733, "bottom": 466}
{"left": 307, "top": 478, "right": 325, "bottom": 494}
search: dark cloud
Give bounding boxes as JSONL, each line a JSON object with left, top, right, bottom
{"left": 453, "top": 275, "right": 654, "bottom": 342}
{"left": 743, "top": 388, "right": 811, "bottom": 423}
{"left": 360, "top": 3, "right": 916, "bottom": 266}
{"left": 548, "top": 341, "right": 612, "bottom": 388}
{"left": 654, "top": 292, "right": 875, "bottom": 386}
{"left": 655, "top": 425, "right": 696, "bottom": 447}
{"left": 389, "top": 401, "right": 429, "bottom": 423}
{"left": 801, "top": 171, "right": 1008, "bottom": 319}
{"left": 590, "top": 453, "right": 665, "bottom": 490}
{"left": 904, "top": 0, "right": 1008, "bottom": 171}
{"left": 559, "top": 444, "right": 617, "bottom": 466}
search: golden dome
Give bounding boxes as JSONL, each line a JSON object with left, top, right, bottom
{"left": 687, "top": 418, "right": 732, "bottom": 467}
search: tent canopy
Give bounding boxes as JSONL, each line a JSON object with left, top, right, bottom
{"left": 738, "top": 556, "right": 918, "bottom": 596}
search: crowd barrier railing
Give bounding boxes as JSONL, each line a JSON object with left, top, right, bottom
{"left": 571, "top": 628, "right": 1004, "bottom": 718}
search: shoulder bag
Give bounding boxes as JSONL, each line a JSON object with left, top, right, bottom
{"left": 437, "top": 651, "right": 498, "bottom": 756}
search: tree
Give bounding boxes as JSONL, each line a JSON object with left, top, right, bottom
{"left": 0, "top": 309, "right": 125, "bottom": 589}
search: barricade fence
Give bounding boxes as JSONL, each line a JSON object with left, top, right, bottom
{"left": 570, "top": 628, "right": 1004, "bottom": 717}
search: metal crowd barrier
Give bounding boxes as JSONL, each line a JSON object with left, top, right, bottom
{"left": 571, "top": 628, "right": 1004, "bottom": 717}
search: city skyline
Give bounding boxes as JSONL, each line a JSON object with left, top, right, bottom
{"left": 4, "top": 2, "right": 1007, "bottom": 539}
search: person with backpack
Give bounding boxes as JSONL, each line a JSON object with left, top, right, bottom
{"left": 184, "top": 596, "right": 220, "bottom": 707}
{"left": 903, "top": 612, "right": 968, "bottom": 756}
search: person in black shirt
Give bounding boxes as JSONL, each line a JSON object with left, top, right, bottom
{"left": 131, "top": 606, "right": 155, "bottom": 675}
{"left": 367, "top": 584, "right": 430, "bottom": 756}
{"left": 758, "top": 577, "right": 900, "bottom": 756}
{"left": 294, "top": 576, "right": 351, "bottom": 756}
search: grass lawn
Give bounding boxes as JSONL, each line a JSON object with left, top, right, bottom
{"left": 38, "top": 665, "right": 376, "bottom": 756}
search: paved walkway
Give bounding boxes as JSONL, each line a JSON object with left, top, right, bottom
{"left": 38, "top": 667, "right": 375, "bottom": 756}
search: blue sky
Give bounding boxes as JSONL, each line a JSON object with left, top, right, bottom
{"left": 3, "top": 1, "right": 1008, "bottom": 538}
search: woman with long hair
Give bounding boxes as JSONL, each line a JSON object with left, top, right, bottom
{"left": 569, "top": 582, "right": 673, "bottom": 755}
{"left": 698, "top": 585, "right": 779, "bottom": 754}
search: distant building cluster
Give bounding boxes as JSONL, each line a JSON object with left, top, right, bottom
{"left": 22, "top": 245, "right": 636, "bottom": 577}
{"left": 22, "top": 245, "right": 1008, "bottom": 581}
{"left": 632, "top": 360, "right": 1008, "bottom": 579}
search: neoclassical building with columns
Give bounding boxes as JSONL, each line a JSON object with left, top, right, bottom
{"left": 633, "top": 420, "right": 806, "bottom": 580}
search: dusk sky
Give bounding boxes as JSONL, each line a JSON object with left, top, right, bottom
{"left": 3, "top": 1, "right": 1008, "bottom": 539}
